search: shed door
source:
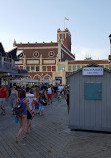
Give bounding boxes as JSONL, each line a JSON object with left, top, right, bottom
{"left": 84, "top": 83, "right": 102, "bottom": 100}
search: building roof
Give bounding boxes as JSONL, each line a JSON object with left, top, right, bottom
{"left": 4, "top": 46, "right": 17, "bottom": 53}
{"left": 5, "top": 46, "right": 23, "bottom": 61}
{"left": 15, "top": 42, "right": 58, "bottom": 48}
{"left": 0, "top": 43, "right": 6, "bottom": 56}
{"left": 68, "top": 60, "right": 109, "bottom": 64}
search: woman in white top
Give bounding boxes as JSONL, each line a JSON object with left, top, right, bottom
{"left": 47, "top": 85, "right": 53, "bottom": 104}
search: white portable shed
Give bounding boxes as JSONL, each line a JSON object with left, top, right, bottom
{"left": 67, "top": 63, "right": 111, "bottom": 132}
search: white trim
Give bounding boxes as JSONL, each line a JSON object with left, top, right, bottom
{"left": 61, "top": 43, "right": 71, "bottom": 53}
{"left": 27, "top": 75, "right": 32, "bottom": 79}
{"left": 43, "top": 74, "right": 52, "bottom": 80}
{"left": 27, "top": 60, "right": 39, "bottom": 64}
{"left": 61, "top": 47, "right": 75, "bottom": 60}
{"left": 58, "top": 43, "right": 61, "bottom": 61}
{"left": 33, "top": 74, "right": 42, "bottom": 80}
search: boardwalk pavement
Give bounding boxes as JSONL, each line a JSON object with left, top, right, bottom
{"left": 0, "top": 98, "right": 111, "bottom": 158}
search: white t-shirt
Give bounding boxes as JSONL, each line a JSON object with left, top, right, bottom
{"left": 47, "top": 88, "right": 52, "bottom": 94}
{"left": 58, "top": 86, "right": 64, "bottom": 92}
{"left": 26, "top": 93, "right": 34, "bottom": 110}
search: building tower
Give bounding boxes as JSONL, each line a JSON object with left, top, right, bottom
{"left": 57, "top": 28, "right": 71, "bottom": 51}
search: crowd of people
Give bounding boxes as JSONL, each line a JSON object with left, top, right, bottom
{"left": 0, "top": 82, "right": 69, "bottom": 143}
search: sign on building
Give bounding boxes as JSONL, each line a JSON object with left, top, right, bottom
{"left": 82, "top": 67, "right": 104, "bottom": 76}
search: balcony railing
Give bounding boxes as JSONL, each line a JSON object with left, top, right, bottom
{"left": 0, "top": 60, "right": 27, "bottom": 76}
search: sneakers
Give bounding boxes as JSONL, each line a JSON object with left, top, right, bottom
{"left": 1, "top": 107, "right": 5, "bottom": 115}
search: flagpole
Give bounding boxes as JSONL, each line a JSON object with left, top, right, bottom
{"left": 64, "top": 17, "right": 65, "bottom": 30}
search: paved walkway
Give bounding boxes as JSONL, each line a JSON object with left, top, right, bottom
{"left": 0, "top": 98, "right": 111, "bottom": 158}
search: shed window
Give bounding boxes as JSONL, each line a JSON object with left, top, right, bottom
{"left": 84, "top": 83, "right": 102, "bottom": 100}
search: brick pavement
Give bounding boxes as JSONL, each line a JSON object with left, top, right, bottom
{"left": 0, "top": 98, "right": 111, "bottom": 158}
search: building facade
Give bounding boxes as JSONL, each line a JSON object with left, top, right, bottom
{"left": 0, "top": 43, "right": 27, "bottom": 85}
{"left": 15, "top": 28, "right": 109, "bottom": 84}
{"left": 15, "top": 28, "right": 75, "bottom": 84}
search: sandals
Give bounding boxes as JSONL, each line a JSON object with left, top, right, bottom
{"left": 15, "top": 137, "right": 18, "bottom": 143}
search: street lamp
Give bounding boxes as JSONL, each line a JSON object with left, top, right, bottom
{"left": 109, "top": 34, "right": 111, "bottom": 55}
{"left": 108, "top": 34, "right": 111, "bottom": 70}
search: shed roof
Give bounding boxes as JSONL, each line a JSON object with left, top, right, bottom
{"left": 67, "top": 62, "right": 111, "bottom": 78}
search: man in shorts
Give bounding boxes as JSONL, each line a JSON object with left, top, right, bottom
{"left": 0, "top": 83, "right": 8, "bottom": 115}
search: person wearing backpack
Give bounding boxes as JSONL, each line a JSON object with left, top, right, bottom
{"left": 39, "top": 86, "right": 47, "bottom": 116}
{"left": 14, "top": 90, "right": 32, "bottom": 143}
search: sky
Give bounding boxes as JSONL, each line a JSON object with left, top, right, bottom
{"left": 0, "top": 0, "right": 111, "bottom": 60}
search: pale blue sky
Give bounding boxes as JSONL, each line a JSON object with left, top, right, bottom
{"left": 0, "top": 0, "right": 111, "bottom": 60}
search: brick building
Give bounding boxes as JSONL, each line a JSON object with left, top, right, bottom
{"left": 14, "top": 28, "right": 75, "bottom": 84}
{"left": 15, "top": 28, "right": 109, "bottom": 84}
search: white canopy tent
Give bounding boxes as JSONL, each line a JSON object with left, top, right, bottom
{"left": 10, "top": 79, "right": 60, "bottom": 84}
{"left": 22, "top": 79, "right": 39, "bottom": 83}
{"left": 10, "top": 79, "right": 22, "bottom": 83}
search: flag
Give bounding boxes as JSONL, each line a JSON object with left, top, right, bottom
{"left": 65, "top": 17, "right": 69, "bottom": 21}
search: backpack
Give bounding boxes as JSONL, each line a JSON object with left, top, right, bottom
{"left": 14, "top": 99, "right": 23, "bottom": 117}
{"left": 39, "top": 92, "right": 47, "bottom": 106}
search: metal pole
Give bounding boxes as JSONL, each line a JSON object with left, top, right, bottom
{"left": 64, "top": 18, "right": 65, "bottom": 30}
{"left": 110, "top": 39, "right": 111, "bottom": 55}
{"left": 109, "top": 37, "right": 111, "bottom": 70}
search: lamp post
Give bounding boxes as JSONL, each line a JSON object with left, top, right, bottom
{"left": 109, "top": 34, "right": 111, "bottom": 55}
{"left": 108, "top": 34, "right": 111, "bottom": 70}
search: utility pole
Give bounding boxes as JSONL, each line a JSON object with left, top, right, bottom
{"left": 108, "top": 34, "right": 111, "bottom": 70}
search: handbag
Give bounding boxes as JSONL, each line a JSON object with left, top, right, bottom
{"left": 14, "top": 116, "right": 18, "bottom": 124}
{"left": 14, "top": 101, "right": 23, "bottom": 117}
{"left": 41, "top": 99, "right": 47, "bottom": 106}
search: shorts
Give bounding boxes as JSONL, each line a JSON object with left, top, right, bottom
{"left": 27, "top": 111, "right": 32, "bottom": 120}
{"left": 47, "top": 94, "right": 52, "bottom": 99}
{"left": 35, "top": 102, "right": 39, "bottom": 109}
{"left": 0, "top": 98, "right": 6, "bottom": 109}
{"left": 39, "top": 103, "right": 44, "bottom": 111}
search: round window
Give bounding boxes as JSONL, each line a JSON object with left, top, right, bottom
{"left": 33, "top": 51, "right": 39, "bottom": 57}
{"left": 49, "top": 51, "right": 55, "bottom": 57}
